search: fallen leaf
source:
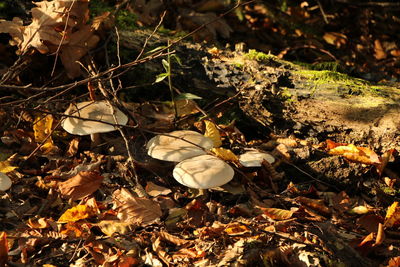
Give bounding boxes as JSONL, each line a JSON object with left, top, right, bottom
{"left": 211, "top": 147, "right": 238, "bottom": 162}
{"left": 263, "top": 208, "right": 294, "bottom": 220}
{"left": 60, "top": 222, "right": 85, "bottom": 238}
{"left": 33, "top": 114, "right": 57, "bottom": 154}
{"left": 296, "top": 196, "right": 332, "bottom": 216}
{"left": 113, "top": 188, "right": 162, "bottom": 226}
{"left": 384, "top": 201, "right": 400, "bottom": 228}
{"left": 58, "top": 204, "right": 97, "bottom": 223}
{"left": 145, "top": 182, "right": 172, "bottom": 197}
{"left": 0, "top": 232, "right": 8, "bottom": 267}
{"left": 374, "top": 39, "right": 387, "bottom": 60}
{"left": 65, "top": 138, "right": 80, "bottom": 157}
{"left": 224, "top": 223, "right": 251, "bottom": 236}
{"left": 177, "top": 10, "right": 232, "bottom": 41}
{"left": 377, "top": 149, "right": 397, "bottom": 176}
{"left": 328, "top": 142, "right": 380, "bottom": 165}
{"left": 323, "top": 32, "right": 347, "bottom": 48}
{"left": 388, "top": 256, "right": 400, "bottom": 267}
{"left": 0, "top": 160, "right": 17, "bottom": 173}
{"left": 27, "top": 217, "right": 55, "bottom": 229}
{"left": 97, "top": 220, "right": 132, "bottom": 236}
{"left": 204, "top": 120, "right": 222, "bottom": 148}
{"left": 57, "top": 25, "right": 100, "bottom": 78}
{"left": 58, "top": 171, "right": 104, "bottom": 201}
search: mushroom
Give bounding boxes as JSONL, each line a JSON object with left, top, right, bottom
{"left": 147, "top": 130, "right": 214, "bottom": 162}
{"left": 238, "top": 150, "right": 275, "bottom": 167}
{"left": 62, "top": 101, "right": 128, "bottom": 147}
{"left": 0, "top": 172, "right": 12, "bottom": 191}
{"left": 173, "top": 154, "right": 234, "bottom": 189}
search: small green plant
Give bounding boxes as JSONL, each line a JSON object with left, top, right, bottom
{"left": 154, "top": 42, "right": 182, "bottom": 119}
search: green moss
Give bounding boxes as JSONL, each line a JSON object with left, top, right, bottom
{"left": 379, "top": 184, "right": 400, "bottom": 196}
{"left": 115, "top": 10, "right": 138, "bottom": 31}
{"left": 245, "top": 49, "right": 276, "bottom": 62}
{"left": 89, "top": 0, "right": 113, "bottom": 17}
{"left": 90, "top": 0, "right": 137, "bottom": 30}
{"left": 295, "top": 61, "right": 344, "bottom": 72}
{"left": 296, "top": 69, "right": 385, "bottom": 96}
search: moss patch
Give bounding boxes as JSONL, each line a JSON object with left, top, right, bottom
{"left": 245, "top": 49, "right": 276, "bottom": 62}
{"left": 296, "top": 69, "right": 386, "bottom": 96}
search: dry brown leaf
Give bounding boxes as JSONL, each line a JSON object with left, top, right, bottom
{"left": 374, "top": 39, "right": 387, "bottom": 60}
{"left": 58, "top": 171, "right": 104, "bottom": 200}
{"left": 97, "top": 220, "right": 133, "bottom": 236}
{"left": 113, "top": 188, "right": 162, "bottom": 226}
{"left": 296, "top": 196, "right": 332, "bottom": 216}
{"left": 65, "top": 138, "right": 80, "bottom": 157}
{"left": 58, "top": 25, "right": 100, "bottom": 78}
{"left": 328, "top": 142, "right": 381, "bottom": 165}
{"left": 377, "top": 149, "right": 397, "bottom": 176}
{"left": 323, "top": 32, "right": 347, "bottom": 48}
{"left": 0, "top": 232, "right": 8, "bottom": 267}
{"left": 375, "top": 223, "right": 384, "bottom": 246}
{"left": 388, "top": 256, "right": 400, "bottom": 267}
{"left": 60, "top": 222, "right": 85, "bottom": 238}
{"left": 263, "top": 208, "right": 294, "bottom": 220}
{"left": 158, "top": 231, "right": 189, "bottom": 246}
{"left": 0, "top": 0, "right": 97, "bottom": 78}
{"left": 177, "top": 10, "right": 232, "bottom": 41}
{"left": 27, "top": 217, "right": 56, "bottom": 230}
{"left": 145, "top": 182, "right": 172, "bottom": 197}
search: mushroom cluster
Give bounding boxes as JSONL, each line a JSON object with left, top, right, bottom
{"left": 146, "top": 130, "right": 234, "bottom": 189}
{"left": 61, "top": 101, "right": 128, "bottom": 147}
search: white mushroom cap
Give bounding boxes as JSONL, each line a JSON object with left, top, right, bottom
{"left": 239, "top": 150, "right": 275, "bottom": 167}
{"left": 147, "top": 130, "right": 214, "bottom": 162}
{"left": 0, "top": 172, "right": 12, "bottom": 191}
{"left": 62, "top": 101, "right": 128, "bottom": 135}
{"left": 173, "top": 154, "right": 234, "bottom": 189}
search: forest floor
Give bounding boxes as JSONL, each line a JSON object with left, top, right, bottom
{"left": 0, "top": 1, "right": 400, "bottom": 266}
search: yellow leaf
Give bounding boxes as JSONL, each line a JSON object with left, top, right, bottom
{"left": 224, "top": 223, "right": 250, "bottom": 236}
{"left": 329, "top": 144, "right": 380, "bottom": 165}
{"left": 33, "top": 114, "right": 54, "bottom": 143}
{"left": 384, "top": 201, "right": 400, "bottom": 228}
{"left": 97, "top": 220, "right": 133, "bottom": 236}
{"left": 58, "top": 205, "right": 97, "bottom": 223}
{"left": 204, "top": 120, "right": 222, "bottom": 148}
{"left": 0, "top": 161, "right": 17, "bottom": 173}
{"left": 211, "top": 147, "right": 238, "bottom": 162}
{"left": 33, "top": 114, "right": 56, "bottom": 153}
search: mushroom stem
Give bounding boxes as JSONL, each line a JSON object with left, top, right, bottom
{"left": 90, "top": 133, "right": 101, "bottom": 148}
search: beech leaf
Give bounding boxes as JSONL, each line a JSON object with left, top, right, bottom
{"left": 58, "top": 171, "right": 104, "bottom": 201}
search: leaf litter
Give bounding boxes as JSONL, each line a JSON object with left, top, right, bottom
{"left": 0, "top": 0, "right": 400, "bottom": 266}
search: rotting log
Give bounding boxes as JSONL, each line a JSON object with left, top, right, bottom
{"left": 119, "top": 29, "right": 400, "bottom": 151}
